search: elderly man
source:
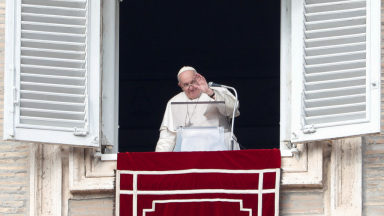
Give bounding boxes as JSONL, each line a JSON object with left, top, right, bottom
{"left": 155, "top": 66, "right": 240, "bottom": 152}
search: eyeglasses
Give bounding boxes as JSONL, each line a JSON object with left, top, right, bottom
{"left": 182, "top": 80, "right": 198, "bottom": 89}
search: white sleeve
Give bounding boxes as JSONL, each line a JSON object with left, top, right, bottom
{"left": 155, "top": 128, "right": 177, "bottom": 152}
{"left": 213, "top": 88, "right": 240, "bottom": 118}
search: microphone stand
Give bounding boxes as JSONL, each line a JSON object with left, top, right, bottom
{"left": 209, "top": 82, "right": 238, "bottom": 150}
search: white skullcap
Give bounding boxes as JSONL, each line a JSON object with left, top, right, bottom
{"left": 178, "top": 66, "right": 197, "bottom": 77}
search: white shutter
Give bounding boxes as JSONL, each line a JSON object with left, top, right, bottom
{"left": 290, "top": 0, "right": 381, "bottom": 143}
{"left": 4, "top": 0, "right": 101, "bottom": 147}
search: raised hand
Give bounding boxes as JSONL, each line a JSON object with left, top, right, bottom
{"left": 195, "top": 73, "right": 214, "bottom": 96}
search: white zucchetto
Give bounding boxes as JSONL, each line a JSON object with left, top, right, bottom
{"left": 178, "top": 66, "right": 197, "bottom": 78}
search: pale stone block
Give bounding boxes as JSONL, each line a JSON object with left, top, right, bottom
{"left": 0, "top": 181, "right": 27, "bottom": 185}
{"left": 0, "top": 173, "right": 14, "bottom": 177}
{"left": 0, "top": 208, "right": 14, "bottom": 213}
{"left": 0, "top": 166, "right": 28, "bottom": 171}
{"left": 0, "top": 159, "right": 14, "bottom": 164}
{"left": 0, "top": 152, "right": 28, "bottom": 158}
{"left": 71, "top": 207, "right": 86, "bottom": 212}
{"left": 0, "top": 187, "right": 20, "bottom": 191}
{"left": 364, "top": 202, "right": 384, "bottom": 206}
{"left": 281, "top": 208, "right": 309, "bottom": 214}
{"left": 309, "top": 208, "right": 324, "bottom": 213}
{"left": 290, "top": 195, "right": 319, "bottom": 201}
{"left": 0, "top": 145, "right": 11, "bottom": 150}
{"left": 13, "top": 146, "right": 28, "bottom": 151}
{"left": 15, "top": 173, "right": 27, "bottom": 178}
{"left": 1, "top": 201, "right": 23, "bottom": 207}
{"left": 364, "top": 157, "right": 380, "bottom": 162}
{"left": 70, "top": 200, "right": 104, "bottom": 206}
{"left": 103, "top": 199, "right": 114, "bottom": 205}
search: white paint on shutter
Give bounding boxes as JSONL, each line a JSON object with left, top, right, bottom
{"left": 19, "top": 0, "right": 88, "bottom": 131}
{"left": 4, "top": 0, "right": 100, "bottom": 146}
{"left": 290, "top": 0, "right": 381, "bottom": 143}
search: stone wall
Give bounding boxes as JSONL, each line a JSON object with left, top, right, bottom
{"left": 362, "top": 136, "right": 384, "bottom": 215}
{"left": 280, "top": 192, "right": 324, "bottom": 215}
{"left": 279, "top": 143, "right": 330, "bottom": 216}
{"left": 69, "top": 198, "right": 114, "bottom": 216}
{"left": 0, "top": 141, "right": 29, "bottom": 216}
{"left": 0, "top": 0, "right": 383, "bottom": 216}
{"left": 361, "top": 1, "right": 384, "bottom": 215}
{"left": 0, "top": 0, "right": 29, "bottom": 215}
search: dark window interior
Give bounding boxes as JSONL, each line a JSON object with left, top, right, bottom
{"left": 119, "top": 0, "right": 280, "bottom": 152}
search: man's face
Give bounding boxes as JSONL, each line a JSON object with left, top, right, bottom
{"left": 178, "top": 70, "right": 201, "bottom": 99}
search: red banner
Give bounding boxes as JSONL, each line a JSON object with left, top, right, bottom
{"left": 117, "top": 149, "right": 281, "bottom": 216}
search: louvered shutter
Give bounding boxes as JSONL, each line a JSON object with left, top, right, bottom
{"left": 290, "top": 0, "right": 381, "bottom": 143}
{"left": 4, "top": 0, "right": 100, "bottom": 147}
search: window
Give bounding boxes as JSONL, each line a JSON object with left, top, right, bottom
{"left": 4, "top": 0, "right": 101, "bottom": 147}
{"left": 117, "top": 0, "right": 281, "bottom": 153}
{"left": 4, "top": 0, "right": 381, "bottom": 155}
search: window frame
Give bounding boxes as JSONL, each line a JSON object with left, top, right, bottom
{"left": 103, "top": 0, "right": 380, "bottom": 158}
{"left": 280, "top": 0, "right": 294, "bottom": 157}
{"left": 54, "top": 0, "right": 323, "bottom": 187}
{"left": 101, "top": 0, "right": 120, "bottom": 154}
{"left": 101, "top": 0, "right": 294, "bottom": 157}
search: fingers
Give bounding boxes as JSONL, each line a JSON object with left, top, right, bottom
{"left": 195, "top": 73, "right": 204, "bottom": 79}
{"left": 198, "top": 78, "right": 206, "bottom": 85}
{"left": 195, "top": 74, "right": 202, "bottom": 82}
{"left": 196, "top": 73, "right": 206, "bottom": 82}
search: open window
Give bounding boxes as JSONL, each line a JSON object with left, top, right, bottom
{"left": 3, "top": 0, "right": 381, "bottom": 155}
{"left": 3, "top": 0, "right": 101, "bottom": 147}
{"left": 117, "top": 0, "right": 281, "bottom": 153}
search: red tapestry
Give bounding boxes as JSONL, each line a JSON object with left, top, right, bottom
{"left": 117, "top": 149, "right": 281, "bottom": 216}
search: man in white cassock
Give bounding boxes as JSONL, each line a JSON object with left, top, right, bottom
{"left": 155, "top": 66, "right": 240, "bottom": 152}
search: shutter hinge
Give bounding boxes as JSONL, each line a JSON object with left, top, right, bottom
{"left": 91, "top": 136, "right": 99, "bottom": 145}
{"left": 371, "top": 79, "right": 378, "bottom": 89}
{"left": 303, "top": 124, "right": 316, "bottom": 134}
{"left": 283, "top": 140, "right": 292, "bottom": 149}
{"left": 291, "top": 144, "right": 300, "bottom": 161}
{"left": 10, "top": 87, "right": 19, "bottom": 115}
{"left": 73, "top": 127, "right": 87, "bottom": 136}
{"left": 13, "top": 86, "right": 19, "bottom": 106}
{"left": 291, "top": 132, "right": 298, "bottom": 140}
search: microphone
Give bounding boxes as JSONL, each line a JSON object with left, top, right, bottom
{"left": 208, "top": 81, "right": 238, "bottom": 150}
{"left": 208, "top": 82, "right": 223, "bottom": 87}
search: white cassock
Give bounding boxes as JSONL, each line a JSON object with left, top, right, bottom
{"left": 155, "top": 87, "right": 240, "bottom": 152}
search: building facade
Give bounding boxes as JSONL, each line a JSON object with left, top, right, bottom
{"left": 0, "top": 0, "right": 383, "bottom": 215}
